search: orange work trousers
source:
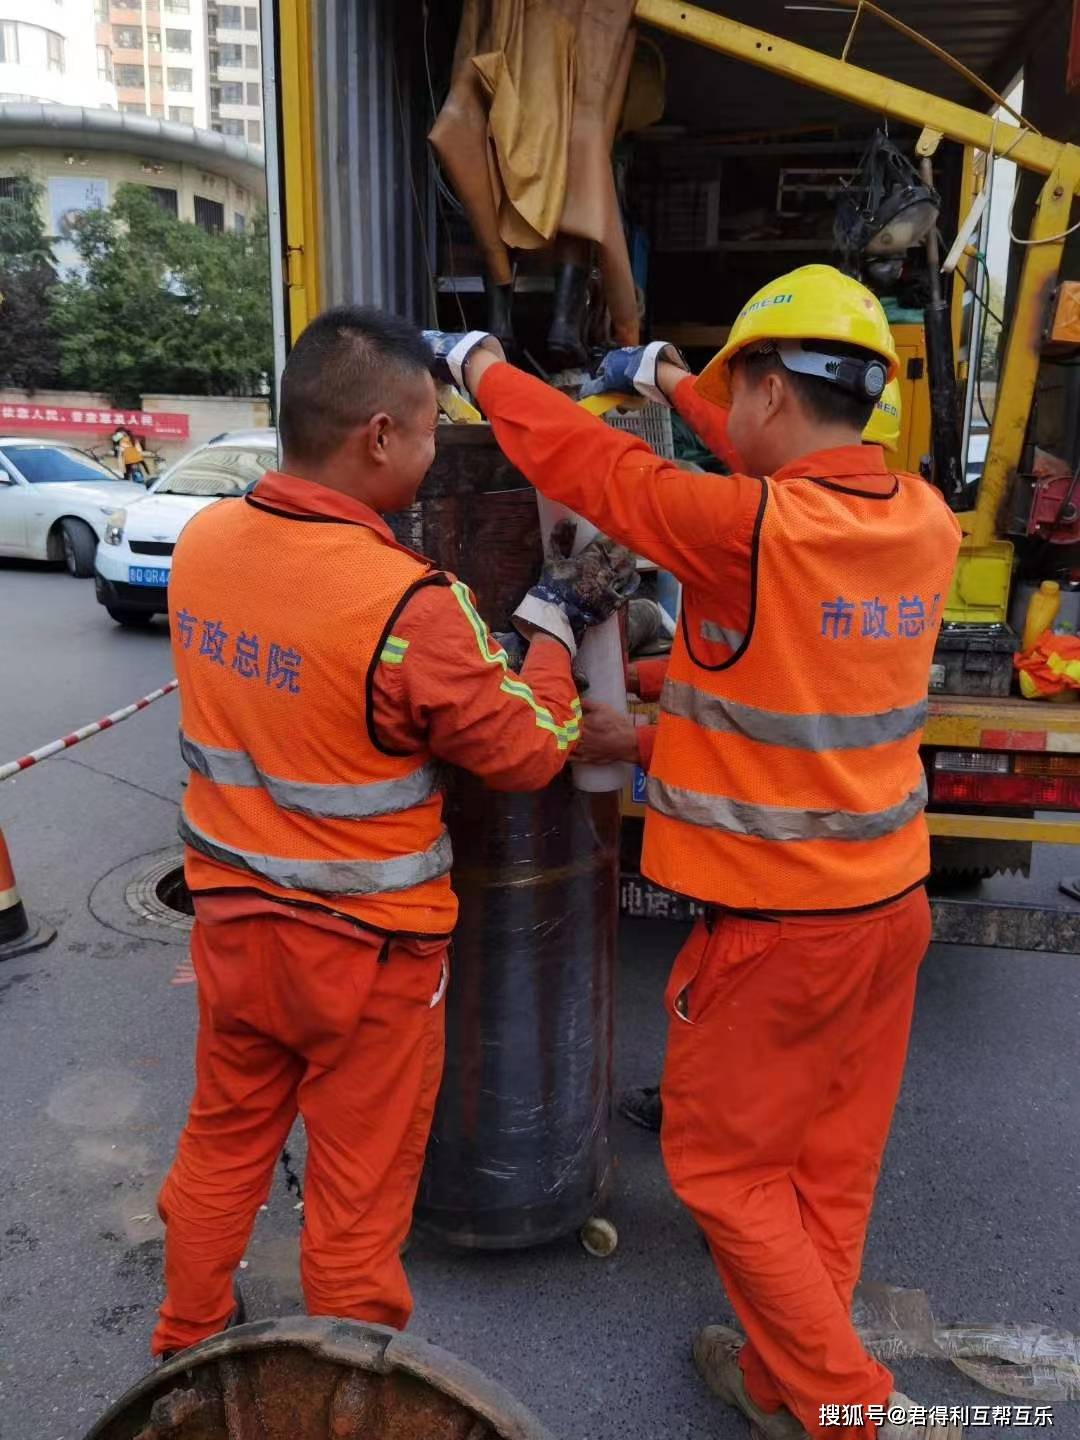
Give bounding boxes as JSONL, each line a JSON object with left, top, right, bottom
{"left": 152, "top": 909, "right": 448, "bottom": 1357}
{"left": 660, "top": 887, "right": 931, "bottom": 1440}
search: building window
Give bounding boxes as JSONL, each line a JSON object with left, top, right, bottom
{"left": 247, "top": 118, "right": 261, "bottom": 144}
{"left": 165, "top": 27, "right": 191, "bottom": 52}
{"left": 149, "top": 65, "right": 162, "bottom": 87}
{"left": 246, "top": 81, "right": 259, "bottom": 105}
{"left": 244, "top": 6, "right": 258, "bottom": 30}
{"left": 113, "top": 25, "right": 142, "bottom": 49}
{"left": 46, "top": 30, "right": 63, "bottom": 72}
{"left": 97, "top": 44, "right": 112, "bottom": 81}
{"left": 119, "top": 100, "right": 146, "bottom": 113}
{"left": 234, "top": 212, "right": 246, "bottom": 234}
{"left": 164, "top": 0, "right": 190, "bottom": 12}
{"left": 94, "top": 0, "right": 108, "bottom": 20}
{"left": 167, "top": 66, "right": 192, "bottom": 91}
{"left": 194, "top": 196, "right": 224, "bottom": 233}
{"left": 218, "top": 117, "right": 244, "bottom": 137}
{"left": 148, "top": 185, "right": 178, "bottom": 215}
{"left": 0, "top": 23, "right": 18, "bottom": 64}
{"left": 168, "top": 105, "right": 194, "bottom": 122}
{"left": 0, "top": 177, "right": 33, "bottom": 203}
{"left": 245, "top": 44, "right": 258, "bottom": 66}
{"left": 116, "top": 63, "right": 145, "bottom": 88}
{"left": 218, "top": 42, "right": 242, "bottom": 66}
{"left": 220, "top": 80, "right": 242, "bottom": 103}
{"left": 148, "top": 29, "right": 161, "bottom": 51}
{"left": 219, "top": 4, "right": 242, "bottom": 27}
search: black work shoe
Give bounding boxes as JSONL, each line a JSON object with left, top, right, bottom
{"left": 159, "top": 1281, "right": 247, "bottom": 1363}
{"left": 618, "top": 1085, "right": 663, "bottom": 1132}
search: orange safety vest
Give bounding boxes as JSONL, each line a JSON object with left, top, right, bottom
{"left": 169, "top": 494, "right": 456, "bottom": 935}
{"left": 643, "top": 463, "right": 961, "bottom": 912}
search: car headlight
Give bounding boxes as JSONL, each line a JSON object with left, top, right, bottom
{"left": 103, "top": 509, "right": 126, "bottom": 546}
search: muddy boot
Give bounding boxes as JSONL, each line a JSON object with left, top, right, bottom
{"left": 547, "top": 261, "right": 589, "bottom": 367}
{"left": 618, "top": 1085, "right": 662, "bottom": 1131}
{"left": 484, "top": 276, "right": 515, "bottom": 350}
{"left": 692, "top": 1326, "right": 808, "bottom": 1440}
{"left": 880, "top": 1393, "right": 965, "bottom": 1439}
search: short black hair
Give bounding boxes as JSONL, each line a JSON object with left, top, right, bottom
{"left": 732, "top": 341, "right": 877, "bottom": 430}
{"left": 279, "top": 305, "right": 434, "bottom": 464}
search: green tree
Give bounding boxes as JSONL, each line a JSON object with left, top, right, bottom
{"left": 0, "top": 175, "right": 60, "bottom": 390}
{"left": 979, "top": 278, "right": 1005, "bottom": 380}
{"left": 50, "top": 183, "right": 272, "bottom": 406}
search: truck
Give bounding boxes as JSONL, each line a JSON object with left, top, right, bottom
{"left": 260, "top": 0, "right": 1080, "bottom": 943}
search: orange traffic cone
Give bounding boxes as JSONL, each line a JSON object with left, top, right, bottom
{"left": 0, "top": 823, "right": 56, "bottom": 960}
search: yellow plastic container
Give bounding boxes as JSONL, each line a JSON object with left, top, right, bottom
{"left": 1022, "top": 580, "right": 1061, "bottom": 651}
{"left": 943, "top": 537, "right": 1014, "bottom": 625}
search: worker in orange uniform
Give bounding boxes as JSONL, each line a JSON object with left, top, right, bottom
{"left": 154, "top": 306, "right": 635, "bottom": 1360}
{"left": 425, "top": 266, "right": 963, "bottom": 1440}
{"left": 586, "top": 379, "right": 907, "bottom": 1135}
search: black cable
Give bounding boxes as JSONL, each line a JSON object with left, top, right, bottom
{"left": 955, "top": 254, "right": 999, "bottom": 431}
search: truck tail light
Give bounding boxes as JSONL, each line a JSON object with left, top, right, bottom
{"left": 932, "top": 770, "right": 1080, "bottom": 809}
{"left": 933, "top": 751, "right": 1010, "bottom": 774}
{"left": 1013, "top": 753, "right": 1080, "bottom": 777}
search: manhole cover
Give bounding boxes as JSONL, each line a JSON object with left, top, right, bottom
{"left": 125, "top": 851, "right": 193, "bottom": 933}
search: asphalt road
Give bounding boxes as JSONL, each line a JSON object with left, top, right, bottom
{"left": 1, "top": 559, "right": 1078, "bottom": 1439}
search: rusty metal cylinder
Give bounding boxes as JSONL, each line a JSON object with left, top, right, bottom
{"left": 396, "top": 426, "right": 619, "bottom": 1250}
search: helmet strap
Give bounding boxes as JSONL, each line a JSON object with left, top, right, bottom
{"left": 764, "top": 341, "right": 887, "bottom": 402}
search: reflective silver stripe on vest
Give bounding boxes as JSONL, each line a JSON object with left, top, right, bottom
{"left": 647, "top": 774, "right": 927, "bottom": 842}
{"left": 180, "top": 733, "right": 438, "bottom": 818}
{"left": 179, "top": 814, "right": 454, "bottom": 894}
{"left": 699, "top": 620, "right": 746, "bottom": 651}
{"left": 661, "top": 679, "right": 927, "bottom": 752}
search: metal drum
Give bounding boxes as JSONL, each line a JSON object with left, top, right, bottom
{"left": 84, "top": 1317, "right": 557, "bottom": 1439}
{"left": 396, "top": 426, "right": 619, "bottom": 1251}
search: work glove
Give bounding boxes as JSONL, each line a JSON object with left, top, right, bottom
{"left": 513, "top": 520, "right": 639, "bottom": 657}
{"left": 422, "top": 330, "right": 507, "bottom": 397}
{"left": 491, "top": 630, "right": 527, "bottom": 673}
{"left": 578, "top": 341, "right": 689, "bottom": 406}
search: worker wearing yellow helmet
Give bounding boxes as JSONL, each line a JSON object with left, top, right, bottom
{"left": 425, "top": 262, "right": 962, "bottom": 1440}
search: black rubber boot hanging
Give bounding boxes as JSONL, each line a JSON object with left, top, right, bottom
{"left": 547, "top": 261, "right": 590, "bottom": 367}
{"left": 484, "top": 276, "right": 516, "bottom": 349}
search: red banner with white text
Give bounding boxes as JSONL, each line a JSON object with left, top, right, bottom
{"left": 0, "top": 402, "right": 189, "bottom": 440}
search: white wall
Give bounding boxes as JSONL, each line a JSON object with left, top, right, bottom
{"left": 162, "top": 1, "right": 208, "bottom": 129}
{"left": 0, "top": 0, "right": 114, "bottom": 108}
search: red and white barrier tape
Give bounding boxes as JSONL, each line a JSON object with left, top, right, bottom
{"left": 0, "top": 679, "right": 178, "bottom": 783}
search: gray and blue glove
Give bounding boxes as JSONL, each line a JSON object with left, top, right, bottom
{"left": 578, "top": 340, "right": 689, "bottom": 406}
{"left": 422, "top": 329, "right": 506, "bottom": 396}
{"left": 513, "top": 520, "right": 639, "bottom": 657}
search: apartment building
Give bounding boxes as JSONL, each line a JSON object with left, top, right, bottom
{"left": 0, "top": 0, "right": 115, "bottom": 108}
{"left": 206, "top": 1, "right": 261, "bottom": 147}
{"left": 99, "top": 0, "right": 209, "bottom": 128}
{"left": 1, "top": 0, "right": 263, "bottom": 149}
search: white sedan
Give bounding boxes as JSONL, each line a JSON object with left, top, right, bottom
{"left": 94, "top": 429, "right": 277, "bottom": 626}
{"left": 0, "top": 439, "right": 148, "bottom": 577}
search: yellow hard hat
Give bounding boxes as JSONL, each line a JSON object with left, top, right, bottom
{"left": 863, "top": 377, "right": 902, "bottom": 452}
{"left": 697, "top": 264, "right": 899, "bottom": 407}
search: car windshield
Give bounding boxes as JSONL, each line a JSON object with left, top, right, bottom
{"left": 157, "top": 446, "right": 276, "bottom": 498}
{"left": 2, "top": 444, "right": 122, "bottom": 484}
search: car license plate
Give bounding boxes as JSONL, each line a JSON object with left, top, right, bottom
{"left": 632, "top": 766, "right": 647, "bottom": 804}
{"left": 128, "top": 566, "right": 170, "bottom": 587}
